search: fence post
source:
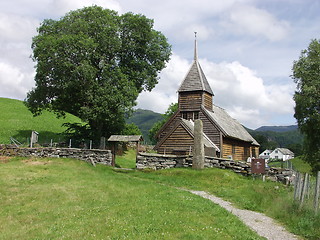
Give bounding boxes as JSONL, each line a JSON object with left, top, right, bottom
{"left": 300, "top": 173, "right": 309, "bottom": 209}
{"left": 294, "top": 172, "right": 301, "bottom": 201}
{"left": 314, "top": 171, "right": 320, "bottom": 214}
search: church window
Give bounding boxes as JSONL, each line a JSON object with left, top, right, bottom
{"left": 182, "top": 112, "right": 187, "bottom": 119}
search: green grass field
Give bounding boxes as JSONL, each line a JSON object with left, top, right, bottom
{"left": 114, "top": 151, "right": 319, "bottom": 239}
{"left": 2, "top": 154, "right": 319, "bottom": 239}
{"left": 0, "top": 157, "right": 264, "bottom": 240}
{"left": 268, "top": 157, "right": 312, "bottom": 174}
{"left": 0, "top": 98, "right": 82, "bottom": 144}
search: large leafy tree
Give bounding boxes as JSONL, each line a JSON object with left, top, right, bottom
{"left": 26, "top": 6, "right": 171, "bottom": 140}
{"left": 292, "top": 39, "right": 320, "bottom": 173}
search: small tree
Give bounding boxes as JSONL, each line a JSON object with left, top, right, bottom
{"left": 292, "top": 39, "right": 320, "bottom": 173}
{"left": 25, "top": 6, "right": 171, "bottom": 141}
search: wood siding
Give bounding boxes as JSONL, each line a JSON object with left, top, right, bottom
{"left": 203, "top": 92, "right": 213, "bottom": 111}
{"left": 251, "top": 146, "right": 259, "bottom": 158}
{"left": 222, "top": 138, "right": 252, "bottom": 161}
{"left": 157, "top": 125, "right": 193, "bottom": 155}
{"left": 179, "top": 92, "right": 202, "bottom": 111}
{"left": 158, "top": 116, "right": 180, "bottom": 140}
{"left": 199, "top": 111, "right": 221, "bottom": 150}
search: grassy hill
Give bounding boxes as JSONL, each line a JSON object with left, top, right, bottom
{"left": 0, "top": 98, "right": 82, "bottom": 144}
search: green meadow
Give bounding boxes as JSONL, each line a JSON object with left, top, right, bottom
{"left": 0, "top": 97, "right": 82, "bottom": 144}
{"left": 0, "top": 157, "right": 264, "bottom": 240}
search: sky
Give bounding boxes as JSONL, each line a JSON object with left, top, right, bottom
{"left": 0, "top": 0, "right": 319, "bottom": 129}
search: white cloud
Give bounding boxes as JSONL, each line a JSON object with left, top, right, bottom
{"left": 225, "top": 4, "right": 290, "bottom": 41}
{"left": 0, "top": 62, "right": 34, "bottom": 99}
{"left": 138, "top": 55, "right": 295, "bottom": 128}
{"left": 137, "top": 53, "right": 189, "bottom": 113}
{"left": 0, "top": 13, "right": 39, "bottom": 42}
{"left": 1, "top": 0, "right": 314, "bottom": 128}
{"left": 51, "top": 0, "right": 122, "bottom": 16}
{"left": 201, "top": 60, "right": 295, "bottom": 127}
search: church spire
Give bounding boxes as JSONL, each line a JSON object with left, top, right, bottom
{"left": 194, "top": 31, "right": 198, "bottom": 61}
{"left": 178, "top": 34, "right": 214, "bottom": 96}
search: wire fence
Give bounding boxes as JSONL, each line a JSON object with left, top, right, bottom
{"left": 293, "top": 171, "right": 320, "bottom": 214}
{"left": 9, "top": 136, "right": 108, "bottom": 150}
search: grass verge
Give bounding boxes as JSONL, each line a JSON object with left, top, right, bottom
{"left": 129, "top": 167, "right": 320, "bottom": 239}
{"left": 0, "top": 157, "right": 263, "bottom": 240}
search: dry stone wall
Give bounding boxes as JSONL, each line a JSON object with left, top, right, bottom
{"left": 137, "top": 153, "right": 295, "bottom": 184}
{"left": 137, "top": 153, "right": 250, "bottom": 173}
{"left": 0, "top": 146, "right": 112, "bottom": 166}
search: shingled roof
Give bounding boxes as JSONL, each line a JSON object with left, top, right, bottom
{"left": 203, "top": 106, "right": 260, "bottom": 146}
{"left": 108, "top": 135, "right": 143, "bottom": 142}
{"left": 178, "top": 38, "right": 214, "bottom": 95}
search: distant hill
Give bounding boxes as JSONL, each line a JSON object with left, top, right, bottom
{"left": 0, "top": 97, "right": 82, "bottom": 144}
{"left": 248, "top": 126, "right": 303, "bottom": 155}
{"left": 126, "top": 109, "right": 163, "bottom": 143}
{"left": 255, "top": 125, "right": 298, "bottom": 132}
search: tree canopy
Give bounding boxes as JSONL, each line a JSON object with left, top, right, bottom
{"left": 292, "top": 39, "right": 320, "bottom": 173}
{"left": 25, "top": 6, "right": 171, "bottom": 141}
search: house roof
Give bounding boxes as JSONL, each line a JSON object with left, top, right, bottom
{"left": 275, "top": 148, "right": 294, "bottom": 155}
{"left": 108, "top": 135, "right": 143, "bottom": 142}
{"left": 259, "top": 149, "right": 272, "bottom": 155}
{"left": 178, "top": 38, "right": 214, "bottom": 95}
{"left": 203, "top": 105, "right": 260, "bottom": 146}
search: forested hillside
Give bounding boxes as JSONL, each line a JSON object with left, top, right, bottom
{"left": 247, "top": 127, "right": 303, "bottom": 155}
{"left": 126, "top": 109, "right": 163, "bottom": 143}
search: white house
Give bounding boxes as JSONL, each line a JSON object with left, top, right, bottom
{"left": 259, "top": 149, "right": 272, "bottom": 160}
{"left": 269, "top": 148, "right": 294, "bottom": 161}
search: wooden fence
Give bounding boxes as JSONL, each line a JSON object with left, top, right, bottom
{"left": 294, "top": 171, "right": 320, "bottom": 213}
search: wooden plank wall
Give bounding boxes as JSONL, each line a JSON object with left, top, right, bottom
{"left": 203, "top": 92, "right": 213, "bottom": 111}
{"left": 158, "top": 117, "right": 180, "bottom": 140}
{"left": 157, "top": 125, "right": 194, "bottom": 155}
{"left": 179, "top": 92, "right": 202, "bottom": 110}
{"left": 222, "top": 138, "right": 253, "bottom": 161}
{"left": 251, "top": 146, "right": 259, "bottom": 158}
{"left": 199, "top": 111, "right": 221, "bottom": 150}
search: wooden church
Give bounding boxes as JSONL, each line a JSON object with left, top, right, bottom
{"left": 154, "top": 38, "right": 259, "bottom": 161}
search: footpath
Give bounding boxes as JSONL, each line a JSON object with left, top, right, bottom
{"left": 188, "top": 190, "right": 300, "bottom": 240}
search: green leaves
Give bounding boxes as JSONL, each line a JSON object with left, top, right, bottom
{"left": 292, "top": 39, "right": 320, "bottom": 173}
{"left": 26, "top": 6, "right": 171, "bottom": 140}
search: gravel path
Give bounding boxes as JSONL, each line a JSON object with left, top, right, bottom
{"left": 188, "top": 190, "right": 300, "bottom": 240}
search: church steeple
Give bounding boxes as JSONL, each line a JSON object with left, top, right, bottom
{"left": 178, "top": 34, "right": 214, "bottom": 112}
{"left": 178, "top": 35, "right": 213, "bottom": 96}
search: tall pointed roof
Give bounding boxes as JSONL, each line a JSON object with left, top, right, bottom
{"left": 178, "top": 34, "right": 214, "bottom": 95}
